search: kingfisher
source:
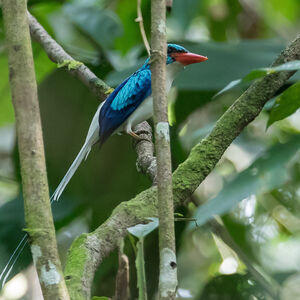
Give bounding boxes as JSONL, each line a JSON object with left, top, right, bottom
{"left": 52, "top": 44, "right": 207, "bottom": 200}
{"left": 0, "top": 45, "right": 207, "bottom": 287}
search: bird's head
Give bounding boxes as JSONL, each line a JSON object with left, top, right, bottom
{"left": 166, "top": 44, "right": 207, "bottom": 66}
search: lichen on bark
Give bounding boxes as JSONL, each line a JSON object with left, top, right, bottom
{"left": 2, "top": 1, "right": 69, "bottom": 299}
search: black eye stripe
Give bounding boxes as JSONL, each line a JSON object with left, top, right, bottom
{"left": 167, "top": 46, "right": 187, "bottom": 55}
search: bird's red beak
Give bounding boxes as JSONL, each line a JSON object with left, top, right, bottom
{"left": 172, "top": 52, "right": 208, "bottom": 66}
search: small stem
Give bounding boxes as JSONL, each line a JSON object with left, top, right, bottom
{"left": 136, "top": 0, "right": 150, "bottom": 56}
{"left": 136, "top": 238, "right": 148, "bottom": 300}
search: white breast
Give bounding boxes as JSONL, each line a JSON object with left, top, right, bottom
{"left": 120, "top": 62, "right": 184, "bottom": 133}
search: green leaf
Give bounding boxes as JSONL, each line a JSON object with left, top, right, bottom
{"left": 199, "top": 273, "right": 266, "bottom": 300}
{"left": 216, "top": 60, "right": 300, "bottom": 96}
{"left": 267, "top": 82, "right": 300, "bottom": 127}
{"left": 0, "top": 55, "right": 14, "bottom": 127}
{"left": 191, "top": 136, "right": 300, "bottom": 228}
{"left": 48, "top": 10, "right": 99, "bottom": 63}
{"left": 270, "top": 60, "right": 300, "bottom": 72}
{"left": 128, "top": 218, "right": 158, "bottom": 238}
{"left": 91, "top": 297, "right": 110, "bottom": 300}
{"left": 63, "top": 3, "right": 123, "bottom": 49}
{"left": 214, "top": 79, "right": 242, "bottom": 97}
{"left": 0, "top": 43, "right": 55, "bottom": 127}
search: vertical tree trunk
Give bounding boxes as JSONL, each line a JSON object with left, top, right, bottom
{"left": 2, "top": 1, "right": 70, "bottom": 299}
{"left": 150, "top": 0, "right": 178, "bottom": 299}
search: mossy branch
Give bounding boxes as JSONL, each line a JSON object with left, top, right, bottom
{"left": 64, "top": 33, "right": 300, "bottom": 300}
{"left": 2, "top": 1, "right": 69, "bottom": 299}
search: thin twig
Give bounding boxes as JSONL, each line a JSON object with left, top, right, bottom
{"left": 135, "top": 0, "right": 150, "bottom": 56}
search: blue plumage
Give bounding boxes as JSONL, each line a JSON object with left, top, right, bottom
{"left": 98, "top": 44, "right": 190, "bottom": 145}
{"left": 99, "top": 60, "right": 151, "bottom": 145}
{"left": 167, "top": 44, "right": 188, "bottom": 54}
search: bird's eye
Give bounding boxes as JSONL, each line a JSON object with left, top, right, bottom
{"left": 167, "top": 47, "right": 175, "bottom": 55}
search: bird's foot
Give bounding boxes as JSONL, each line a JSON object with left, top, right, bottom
{"left": 128, "top": 131, "right": 152, "bottom": 143}
{"left": 128, "top": 131, "right": 143, "bottom": 140}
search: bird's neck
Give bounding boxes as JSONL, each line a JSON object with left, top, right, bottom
{"left": 166, "top": 61, "right": 184, "bottom": 92}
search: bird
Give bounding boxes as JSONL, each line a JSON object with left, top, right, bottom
{"left": 0, "top": 43, "right": 207, "bottom": 287}
{"left": 52, "top": 44, "right": 207, "bottom": 200}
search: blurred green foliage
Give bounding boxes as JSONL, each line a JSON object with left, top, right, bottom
{"left": 0, "top": 0, "right": 300, "bottom": 299}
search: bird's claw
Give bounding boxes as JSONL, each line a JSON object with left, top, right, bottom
{"left": 128, "top": 131, "right": 152, "bottom": 143}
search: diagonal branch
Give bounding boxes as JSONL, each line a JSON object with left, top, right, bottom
{"left": 64, "top": 34, "right": 300, "bottom": 300}
{"left": 27, "top": 12, "right": 111, "bottom": 101}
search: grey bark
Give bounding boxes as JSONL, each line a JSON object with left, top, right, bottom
{"left": 2, "top": 1, "right": 70, "bottom": 299}
{"left": 150, "top": 0, "right": 177, "bottom": 299}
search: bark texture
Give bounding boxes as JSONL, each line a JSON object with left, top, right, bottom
{"left": 2, "top": 1, "right": 69, "bottom": 299}
{"left": 150, "top": 0, "right": 177, "bottom": 299}
{"left": 113, "top": 252, "right": 130, "bottom": 300}
{"left": 133, "top": 122, "right": 157, "bottom": 183}
{"left": 63, "top": 34, "right": 300, "bottom": 300}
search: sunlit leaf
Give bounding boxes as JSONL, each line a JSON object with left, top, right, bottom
{"left": 270, "top": 60, "right": 300, "bottom": 72}
{"left": 214, "top": 79, "right": 241, "bottom": 97}
{"left": 267, "top": 82, "right": 300, "bottom": 127}
{"left": 128, "top": 218, "right": 158, "bottom": 238}
{"left": 191, "top": 136, "right": 300, "bottom": 227}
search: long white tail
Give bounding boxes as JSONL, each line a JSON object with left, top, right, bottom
{"left": 0, "top": 102, "right": 104, "bottom": 289}
{"left": 53, "top": 102, "right": 103, "bottom": 201}
{"left": 52, "top": 142, "right": 91, "bottom": 200}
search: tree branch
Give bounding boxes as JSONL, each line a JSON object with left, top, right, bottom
{"left": 2, "top": 1, "right": 69, "bottom": 299}
{"left": 64, "top": 34, "right": 300, "bottom": 299}
{"left": 133, "top": 122, "right": 157, "bottom": 183}
{"left": 27, "top": 12, "right": 111, "bottom": 101}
